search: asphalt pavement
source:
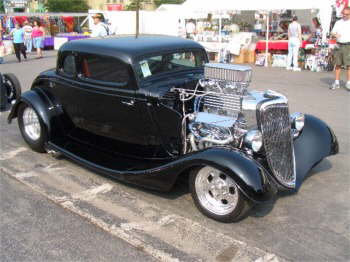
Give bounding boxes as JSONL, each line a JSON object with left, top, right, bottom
{"left": 0, "top": 50, "right": 349, "bottom": 262}
{"left": 0, "top": 173, "right": 157, "bottom": 262}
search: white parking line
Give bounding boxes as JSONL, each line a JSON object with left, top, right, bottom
{"left": 72, "top": 184, "right": 114, "bottom": 201}
{"left": 59, "top": 200, "right": 180, "bottom": 262}
{"left": 2, "top": 165, "right": 284, "bottom": 262}
{"left": 0, "top": 147, "right": 28, "bottom": 160}
{"left": 14, "top": 171, "right": 38, "bottom": 179}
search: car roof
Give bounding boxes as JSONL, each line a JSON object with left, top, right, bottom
{"left": 59, "top": 35, "right": 205, "bottom": 64}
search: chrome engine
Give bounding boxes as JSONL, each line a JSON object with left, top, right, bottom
{"left": 173, "top": 63, "right": 303, "bottom": 188}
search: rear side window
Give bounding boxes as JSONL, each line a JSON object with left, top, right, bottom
{"left": 78, "top": 54, "right": 130, "bottom": 85}
{"left": 61, "top": 54, "right": 76, "bottom": 76}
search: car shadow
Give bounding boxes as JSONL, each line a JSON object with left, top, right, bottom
{"left": 320, "top": 77, "right": 334, "bottom": 86}
{"left": 109, "top": 171, "right": 191, "bottom": 201}
{"left": 247, "top": 158, "right": 333, "bottom": 218}
{"left": 59, "top": 155, "right": 334, "bottom": 220}
{"left": 319, "top": 77, "right": 348, "bottom": 89}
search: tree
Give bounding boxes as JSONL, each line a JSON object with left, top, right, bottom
{"left": 45, "top": 0, "right": 89, "bottom": 12}
{"left": 154, "top": 0, "right": 185, "bottom": 8}
{"left": 0, "top": 1, "right": 5, "bottom": 12}
{"left": 126, "top": 0, "right": 185, "bottom": 10}
{"left": 125, "top": 0, "right": 142, "bottom": 11}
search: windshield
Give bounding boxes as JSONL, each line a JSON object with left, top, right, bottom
{"left": 135, "top": 50, "right": 207, "bottom": 79}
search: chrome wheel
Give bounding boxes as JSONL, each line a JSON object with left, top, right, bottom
{"left": 195, "top": 166, "right": 239, "bottom": 216}
{"left": 22, "top": 107, "right": 41, "bottom": 141}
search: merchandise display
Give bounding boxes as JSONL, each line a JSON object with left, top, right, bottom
{"left": 305, "top": 46, "right": 334, "bottom": 72}
{"left": 0, "top": 14, "right": 88, "bottom": 50}
{"left": 272, "top": 54, "right": 288, "bottom": 67}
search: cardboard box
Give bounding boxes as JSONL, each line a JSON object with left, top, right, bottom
{"left": 244, "top": 49, "right": 256, "bottom": 64}
{"left": 233, "top": 51, "right": 245, "bottom": 64}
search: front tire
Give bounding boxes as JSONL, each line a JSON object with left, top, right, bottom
{"left": 17, "top": 103, "right": 47, "bottom": 153}
{"left": 189, "top": 166, "right": 250, "bottom": 223}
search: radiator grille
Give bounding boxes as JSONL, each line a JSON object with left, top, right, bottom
{"left": 259, "top": 103, "right": 296, "bottom": 188}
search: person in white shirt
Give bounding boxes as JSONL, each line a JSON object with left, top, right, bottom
{"left": 22, "top": 21, "right": 33, "bottom": 53}
{"left": 286, "top": 16, "right": 302, "bottom": 71}
{"left": 330, "top": 7, "right": 350, "bottom": 91}
{"left": 91, "top": 13, "right": 109, "bottom": 38}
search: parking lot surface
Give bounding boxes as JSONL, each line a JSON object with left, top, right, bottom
{"left": 1, "top": 51, "right": 349, "bottom": 261}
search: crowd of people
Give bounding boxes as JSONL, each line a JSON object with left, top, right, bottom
{"left": 1, "top": 8, "right": 349, "bottom": 91}
{"left": 0, "top": 19, "right": 45, "bottom": 64}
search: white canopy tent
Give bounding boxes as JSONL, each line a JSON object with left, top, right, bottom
{"left": 181, "top": 0, "right": 334, "bottom": 65}
{"left": 157, "top": 3, "right": 207, "bottom": 19}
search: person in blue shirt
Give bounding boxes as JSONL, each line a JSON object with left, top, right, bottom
{"left": 10, "top": 23, "right": 27, "bottom": 63}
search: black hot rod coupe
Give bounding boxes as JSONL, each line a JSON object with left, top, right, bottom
{"left": 8, "top": 36, "right": 338, "bottom": 222}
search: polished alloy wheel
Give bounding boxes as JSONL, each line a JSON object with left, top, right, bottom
{"left": 23, "top": 107, "right": 41, "bottom": 141}
{"left": 195, "top": 166, "right": 238, "bottom": 216}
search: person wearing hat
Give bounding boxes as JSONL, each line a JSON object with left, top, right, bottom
{"left": 91, "top": 13, "right": 109, "bottom": 38}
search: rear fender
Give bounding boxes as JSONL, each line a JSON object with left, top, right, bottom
{"left": 8, "top": 89, "right": 58, "bottom": 139}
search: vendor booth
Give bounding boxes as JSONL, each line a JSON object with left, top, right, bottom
{"left": 1, "top": 13, "right": 89, "bottom": 52}
{"left": 179, "top": 0, "right": 337, "bottom": 70}
{"left": 88, "top": 9, "right": 182, "bottom": 36}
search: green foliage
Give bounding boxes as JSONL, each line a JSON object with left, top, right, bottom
{"left": 125, "top": 0, "right": 185, "bottom": 10}
{"left": 0, "top": 1, "right": 4, "bottom": 12}
{"left": 154, "top": 0, "right": 185, "bottom": 8}
{"left": 45, "top": 0, "right": 89, "bottom": 12}
{"left": 125, "top": 0, "right": 141, "bottom": 11}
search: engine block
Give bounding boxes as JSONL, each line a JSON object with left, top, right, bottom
{"left": 172, "top": 63, "right": 253, "bottom": 152}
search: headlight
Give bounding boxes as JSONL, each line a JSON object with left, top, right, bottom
{"left": 291, "top": 112, "right": 305, "bottom": 132}
{"left": 244, "top": 130, "right": 263, "bottom": 152}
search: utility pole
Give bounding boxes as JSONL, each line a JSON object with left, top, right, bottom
{"left": 136, "top": 0, "right": 140, "bottom": 37}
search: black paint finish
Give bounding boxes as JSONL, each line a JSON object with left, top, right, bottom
{"left": 293, "top": 114, "right": 339, "bottom": 189}
{"left": 7, "top": 36, "right": 339, "bottom": 205}
{"left": 59, "top": 35, "right": 205, "bottom": 65}
{"left": 47, "top": 138, "right": 277, "bottom": 203}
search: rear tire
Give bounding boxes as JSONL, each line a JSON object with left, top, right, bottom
{"left": 17, "top": 103, "right": 47, "bottom": 153}
{"left": 189, "top": 166, "right": 251, "bottom": 223}
{"left": 3, "top": 73, "right": 21, "bottom": 104}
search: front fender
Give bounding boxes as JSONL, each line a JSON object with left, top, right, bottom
{"left": 186, "top": 148, "right": 278, "bottom": 203}
{"left": 294, "top": 114, "right": 339, "bottom": 189}
{"left": 8, "top": 89, "right": 56, "bottom": 139}
{"left": 121, "top": 147, "right": 278, "bottom": 203}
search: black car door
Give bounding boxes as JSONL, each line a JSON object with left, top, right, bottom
{"left": 53, "top": 52, "right": 150, "bottom": 147}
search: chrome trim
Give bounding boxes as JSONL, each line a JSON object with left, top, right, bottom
{"left": 244, "top": 129, "right": 263, "bottom": 152}
{"left": 258, "top": 93, "right": 296, "bottom": 188}
{"left": 290, "top": 112, "right": 305, "bottom": 132}
{"left": 204, "top": 63, "right": 252, "bottom": 83}
{"left": 242, "top": 91, "right": 269, "bottom": 130}
{"left": 23, "top": 107, "right": 41, "bottom": 141}
{"left": 195, "top": 166, "right": 239, "bottom": 216}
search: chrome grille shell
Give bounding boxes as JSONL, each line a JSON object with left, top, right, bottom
{"left": 258, "top": 96, "right": 296, "bottom": 188}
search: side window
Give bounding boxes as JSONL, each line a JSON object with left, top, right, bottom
{"left": 61, "top": 55, "right": 76, "bottom": 76}
{"left": 78, "top": 54, "right": 130, "bottom": 86}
